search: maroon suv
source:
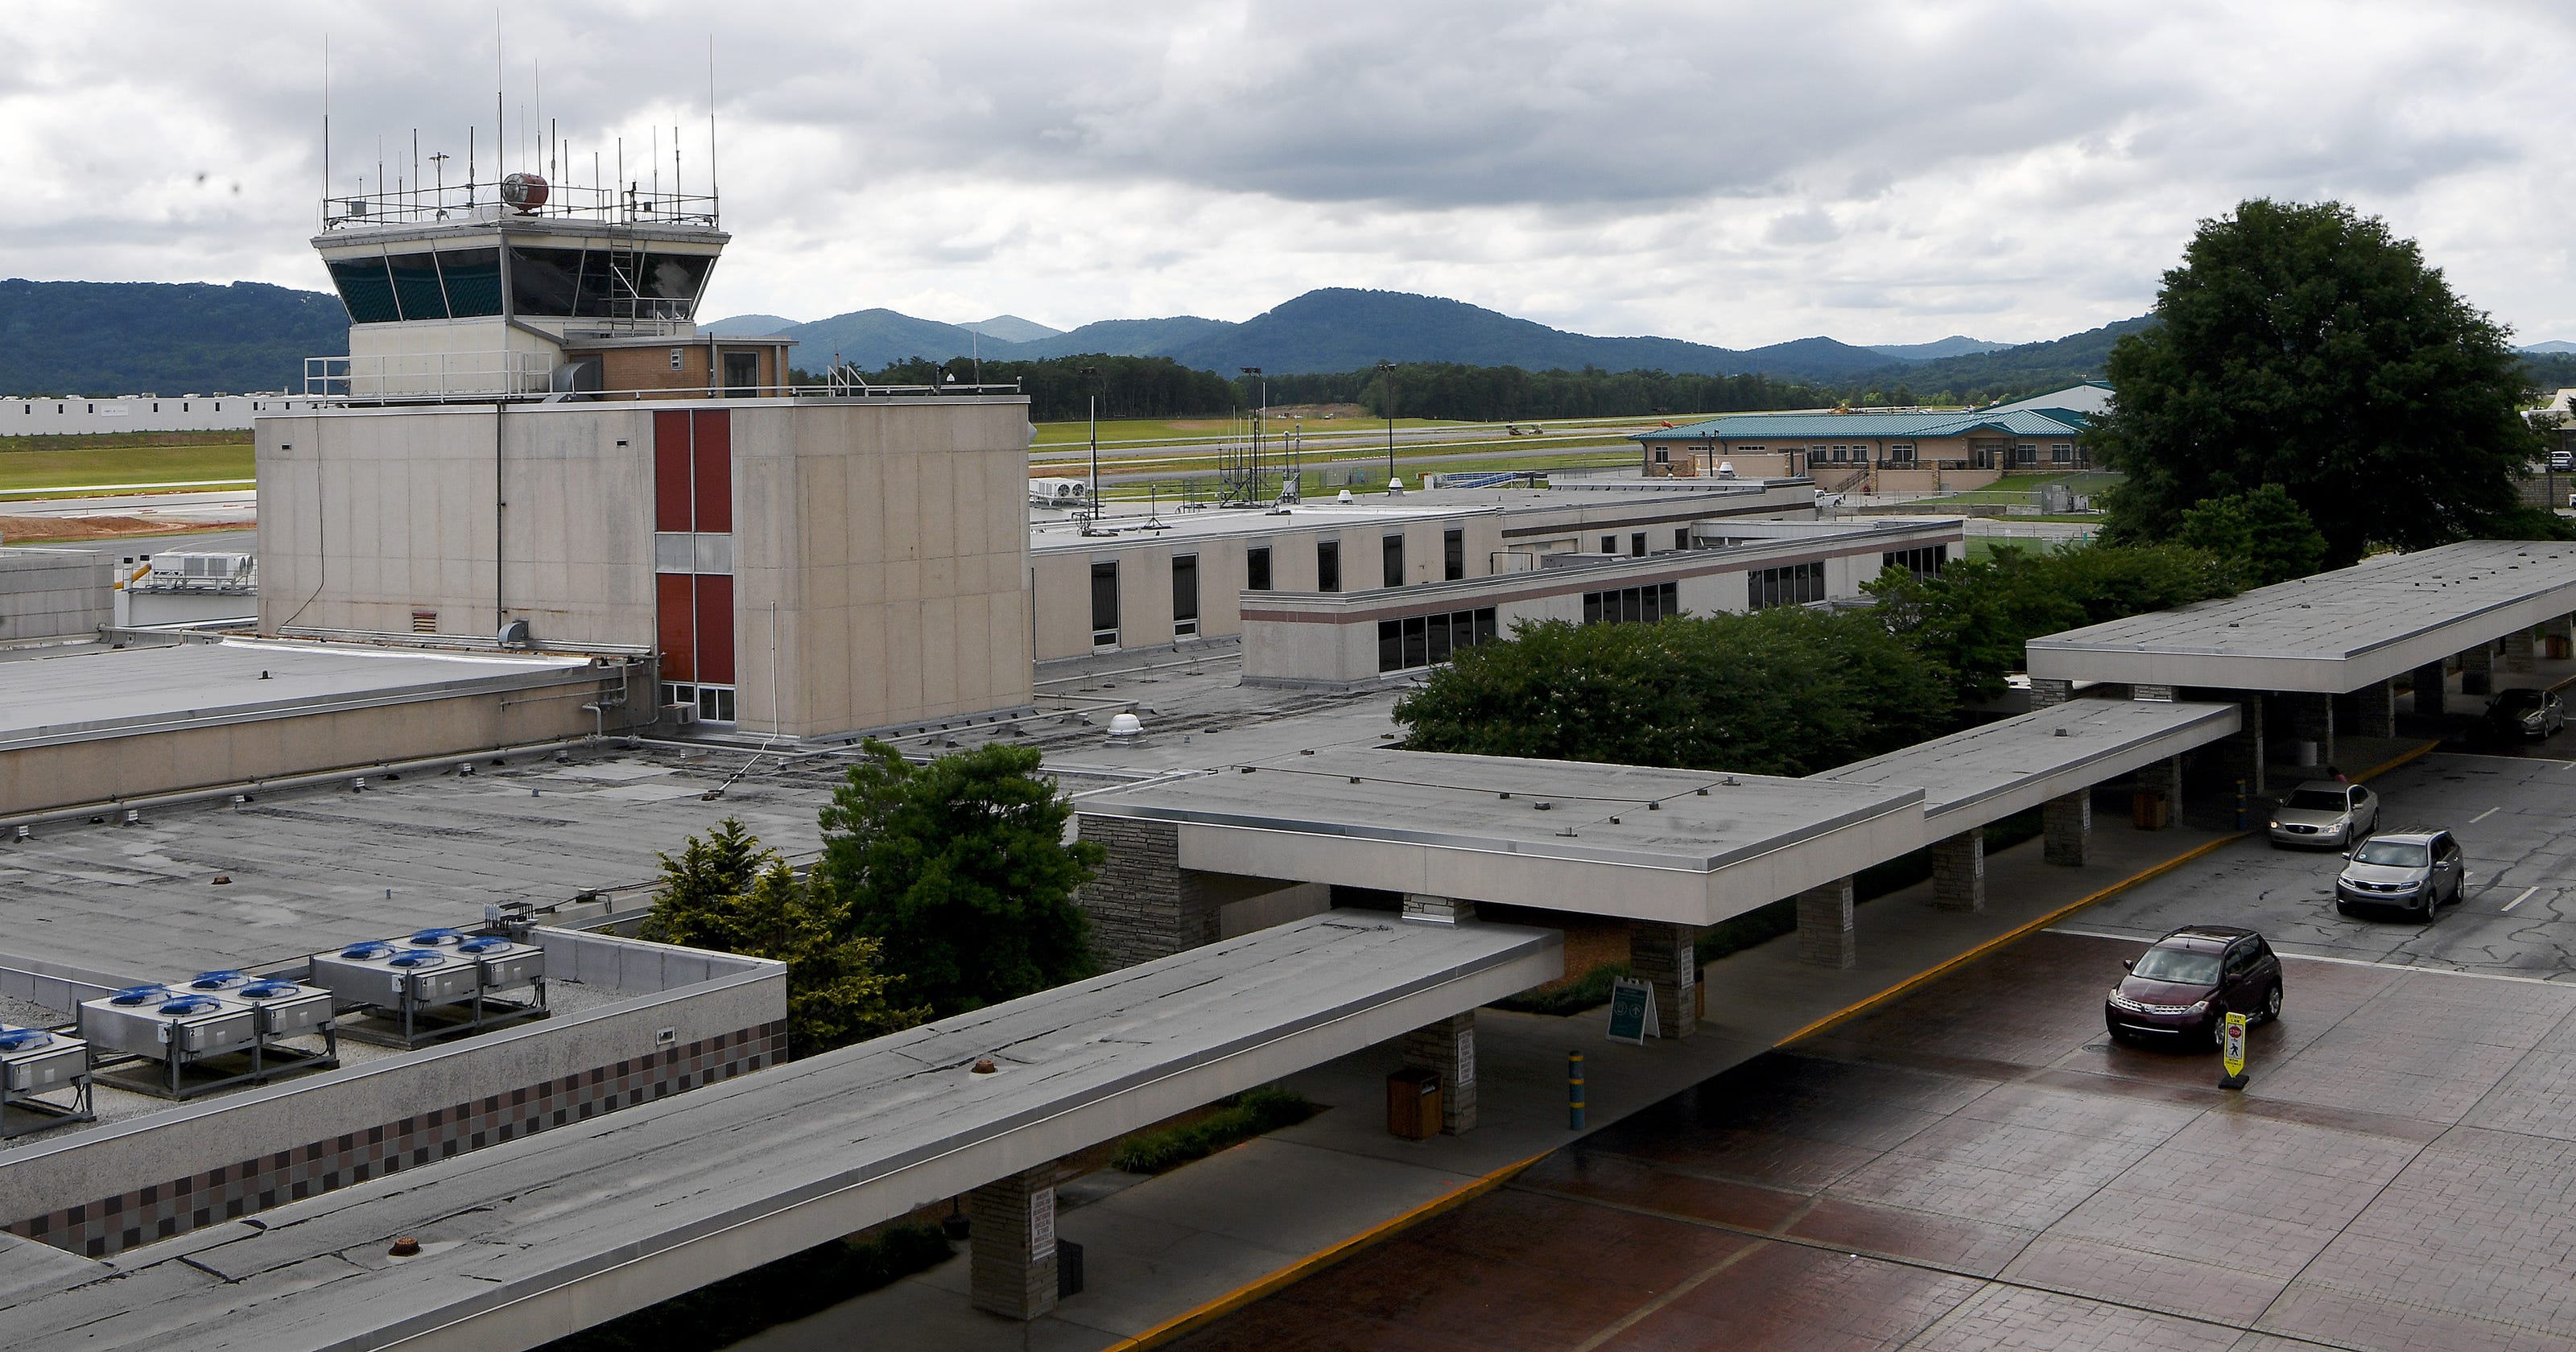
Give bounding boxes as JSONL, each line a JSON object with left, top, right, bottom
{"left": 2104, "top": 925, "right": 2283, "bottom": 1049}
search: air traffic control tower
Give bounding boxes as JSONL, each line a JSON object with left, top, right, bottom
{"left": 262, "top": 165, "right": 1036, "bottom": 738}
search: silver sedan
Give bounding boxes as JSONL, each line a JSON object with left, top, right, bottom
{"left": 2268, "top": 780, "right": 2379, "bottom": 848}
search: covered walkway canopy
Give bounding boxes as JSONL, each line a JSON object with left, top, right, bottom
{"left": 0, "top": 913, "right": 1559, "bottom": 1352}
{"left": 1817, "top": 698, "right": 2240, "bottom": 832}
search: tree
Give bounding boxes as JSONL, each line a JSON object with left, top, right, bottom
{"left": 2176, "top": 484, "right": 2330, "bottom": 586}
{"left": 1866, "top": 542, "right": 2240, "bottom": 705}
{"left": 1392, "top": 608, "right": 1955, "bottom": 776}
{"left": 2092, "top": 198, "right": 2566, "bottom": 565}
{"left": 641, "top": 819, "right": 929, "bottom": 1055}
{"left": 815, "top": 741, "right": 1104, "bottom": 1017}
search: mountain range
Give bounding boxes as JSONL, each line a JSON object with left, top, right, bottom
{"left": 706, "top": 289, "right": 2055, "bottom": 388}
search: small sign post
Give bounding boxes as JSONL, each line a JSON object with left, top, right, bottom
{"left": 1606, "top": 977, "right": 1660, "bottom": 1045}
{"left": 2219, "top": 1012, "right": 2248, "bottom": 1090}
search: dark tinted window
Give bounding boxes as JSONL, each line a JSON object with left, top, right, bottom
{"left": 1171, "top": 554, "right": 1199, "bottom": 624}
{"left": 1245, "top": 546, "right": 1271, "bottom": 591}
{"left": 438, "top": 248, "right": 504, "bottom": 317}
{"left": 1317, "top": 541, "right": 1340, "bottom": 592}
{"left": 327, "top": 256, "right": 400, "bottom": 324}
{"left": 386, "top": 253, "right": 447, "bottom": 319}
{"left": 1443, "top": 528, "right": 1463, "bottom": 581}
{"left": 642, "top": 254, "right": 713, "bottom": 313}
{"left": 1090, "top": 561, "right": 1119, "bottom": 645}
{"left": 2285, "top": 789, "right": 2347, "bottom": 810}
{"left": 508, "top": 246, "right": 581, "bottom": 315}
{"left": 1383, "top": 534, "right": 1405, "bottom": 587}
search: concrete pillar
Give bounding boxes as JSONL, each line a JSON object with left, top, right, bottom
{"left": 1071, "top": 816, "right": 1223, "bottom": 969}
{"left": 2413, "top": 662, "right": 2447, "bottom": 717}
{"left": 2507, "top": 629, "right": 2538, "bottom": 674}
{"left": 1402, "top": 893, "right": 1473, "bottom": 925}
{"left": 2282, "top": 691, "right": 2334, "bottom": 770}
{"left": 2462, "top": 642, "right": 2494, "bottom": 698}
{"left": 1929, "top": 829, "right": 1985, "bottom": 913}
{"left": 1627, "top": 921, "right": 1702, "bottom": 1037}
{"left": 2351, "top": 679, "right": 2396, "bottom": 740}
{"left": 2545, "top": 615, "right": 2574, "bottom": 654}
{"left": 1796, "top": 878, "right": 1857, "bottom": 970}
{"left": 1400, "top": 1012, "right": 1477, "bottom": 1133}
{"left": 968, "top": 1167, "right": 1059, "bottom": 1321}
{"left": 2216, "top": 692, "right": 2267, "bottom": 796}
{"left": 2148, "top": 755, "right": 2185, "bottom": 826}
{"left": 2030, "top": 677, "right": 2072, "bottom": 708}
{"left": 2132, "top": 683, "right": 2177, "bottom": 702}
{"left": 2043, "top": 791, "right": 2091, "bottom": 867}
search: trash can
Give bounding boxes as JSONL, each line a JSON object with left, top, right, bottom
{"left": 2132, "top": 789, "right": 2171, "bottom": 831}
{"left": 1386, "top": 1066, "right": 1441, "bottom": 1140}
{"left": 2552, "top": 635, "right": 2572, "bottom": 662}
{"left": 1056, "top": 1239, "right": 1085, "bottom": 1299}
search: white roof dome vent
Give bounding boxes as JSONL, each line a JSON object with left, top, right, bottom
{"left": 1106, "top": 712, "right": 1145, "bottom": 739}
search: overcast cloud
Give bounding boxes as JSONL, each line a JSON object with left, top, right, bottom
{"left": 6, "top": 0, "right": 2575, "bottom": 347}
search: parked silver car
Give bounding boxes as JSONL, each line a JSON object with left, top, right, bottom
{"left": 2334, "top": 830, "right": 2464, "bottom": 921}
{"left": 2268, "top": 780, "right": 2378, "bottom": 848}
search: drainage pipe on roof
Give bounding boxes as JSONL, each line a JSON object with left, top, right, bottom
{"left": 0, "top": 734, "right": 598, "bottom": 833}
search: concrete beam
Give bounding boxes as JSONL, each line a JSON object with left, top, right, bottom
{"left": 1930, "top": 829, "right": 1985, "bottom": 913}
{"left": 1628, "top": 921, "right": 1702, "bottom": 1037}
{"left": 2043, "top": 790, "right": 2091, "bottom": 868}
{"left": 968, "top": 1167, "right": 1059, "bottom": 1321}
{"left": 1400, "top": 1012, "right": 1477, "bottom": 1133}
{"left": 1796, "top": 878, "right": 1856, "bottom": 970}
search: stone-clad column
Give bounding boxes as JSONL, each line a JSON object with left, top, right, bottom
{"left": 2148, "top": 755, "right": 2185, "bottom": 826}
{"left": 2044, "top": 791, "right": 2091, "bottom": 867}
{"left": 2030, "top": 678, "right": 2072, "bottom": 708}
{"left": 1401, "top": 1012, "right": 1478, "bottom": 1133}
{"left": 1402, "top": 894, "right": 1473, "bottom": 925}
{"left": 1071, "top": 815, "right": 1222, "bottom": 968}
{"left": 2462, "top": 642, "right": 2495, "bottom": 698}
{"left": 1796, "top": 879, "right": 1857, "bottom": 969}
{"left": 2351, "top": 680, "right": 2396, "bottom": 739}
{"left": 2413, "top": 662, "right": 2447, "bottom": 717}
{"left": 2283, "top": 691, "right": 2334, "bottom": 769}
{"left": 2211, "top": 691, "right": 2267, "bottom": 796}
{"left": 1930, "top": 829, "right": 1985, "bottom": 913}
{"left": 2507, "top": 629, "right": 2538, "bottom": 674}
{"left": 1628, "top": 921, "right": 1702, "bottom": 1037}
{"left": 969, "top": 1167, "right": 1059, "bottom": 1321}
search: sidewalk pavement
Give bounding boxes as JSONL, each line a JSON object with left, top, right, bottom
{"left": 738, "top": 817, "right": 2236, "bottom": 1352}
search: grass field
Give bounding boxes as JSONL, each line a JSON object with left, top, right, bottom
{"left": 0, "top": 442, "right": 252, "bottom": 494}
{"left": 1030, "top": 415, "right": 1468, "bottom": 447}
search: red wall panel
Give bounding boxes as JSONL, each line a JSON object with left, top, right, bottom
{"left": 655, "top": 573, "right": 696, "bottom": 683}
{"left": 690, "top": 409, "right": 733, "bottom": 534}
{"left": 652, "top": 410, "right": 694, "bottom": 534}
{"left": 693, "top": 573, "right": 736, "bottom": 684}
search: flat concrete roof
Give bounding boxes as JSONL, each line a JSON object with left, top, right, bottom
{"left": 1817, "top": 698, "right": 2240, "bottom": 831}
{"left": 1080, "top": 748, "right": 1926, "bottom": 925}
{"left": 1029, "top": 484, "right": 1809, "bottom": 553}
{"left": 0, "top": 637, "right": 601, "bottom": 752}
{"left": 2027, "top": 541, "right": 2576, "bottom": 694}
{"left": 0, "top": 913, "right": 1560, "bottom": 1352}
{"left": 0, "top": 748, "right": 832, "bottom": 988}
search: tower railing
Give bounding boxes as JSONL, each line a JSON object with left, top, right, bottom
{"left": 322, "top": 182, "right": 720, "bottom": 231}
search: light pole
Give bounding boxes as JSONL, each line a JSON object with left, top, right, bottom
{"left": 1377, "top": 361, "right": 1397, "bottom": 489}
{"left": 1241, "top": 366, "right": 1264, "bottom": 502}
{"left": 1084, "top": 365, "right": 1103, "bottom": 532}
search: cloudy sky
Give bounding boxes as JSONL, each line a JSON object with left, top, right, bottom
{"left": 6, "top": 0, "right": 2573, "bottom": 347}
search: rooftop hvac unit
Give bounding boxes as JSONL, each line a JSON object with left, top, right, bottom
{"left": 0, "top": 1024, "right": 93, "bottom": 1139}
{"left": 75, "top": 972, "right": 338, "bottom": 1099}
{"left": 306, "top": 926, "right": 548, "bottom": 1049}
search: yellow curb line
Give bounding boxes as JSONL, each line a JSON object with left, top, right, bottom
{"left": 1092, "top": 1148, "right": 1554, "bottom": 1352}
{"left": 2347, "top": 740, "right": 2438, "bottom": 783}
{"left": 1773, "top": 831, "right": 2250, "bottom": 1049}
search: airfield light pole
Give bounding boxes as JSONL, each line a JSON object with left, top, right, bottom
{"left": 1377, "top": 361, "right": 1397, "bottom": 489}
{"left": 1084, "top": 365, "right": 1103, "bottom": 533}
{"left": 1241, "top": 366, "right": 1264, "bottom": 501}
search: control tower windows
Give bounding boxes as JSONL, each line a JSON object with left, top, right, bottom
{"left": 327, "top": 257, "right": 400, "bottom": 324}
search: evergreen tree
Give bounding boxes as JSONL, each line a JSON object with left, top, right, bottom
{"left": 815, "top": 741, "right": 1104, "bottom": 1016}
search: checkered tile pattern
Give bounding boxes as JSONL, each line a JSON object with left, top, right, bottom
{"left": 6, "top": 1020, "right": 783, "bottom": 1258}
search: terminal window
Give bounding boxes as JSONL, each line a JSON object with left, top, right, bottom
{"left": 1377, "top": 607, "right": 1500, "bottom": 674}
{"left": 1881, "top": 544, "right": 1949, "bottom": 579}
{"left": 1583, "top": 581, "right": 1678, "bottom": 625}
{"left": 1443, "top": 528, "right": 1464, "bottom": 581}
{"left": 1748, "top": 560, "right": 1826, "bottom": 610}
{"left": 1171, "top": 554, "right": 1199, "bottom": 637}
{"left": 1246, "top": 546, "right": 1272, "bottom": 591}
{"left": 1383, "top": 534, "right": 1406, "bottom": 587}
{"left": 1317, "top": 540, "right": 1341, "bottom": 593}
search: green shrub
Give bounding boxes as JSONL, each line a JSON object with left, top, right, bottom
{"left": 1491, "top": 961, "right": 1631, "bottom": 1016}
{"left": 1108, "top": 1087, "right": 1315, "bottom": 1173}
{"left": 539, "top": 1223, "right": 953, "bottom": 1352}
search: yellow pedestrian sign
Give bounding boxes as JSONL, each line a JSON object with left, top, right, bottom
{"left": 2219, "top": 1011, "right": 2248, "bottom": 1090}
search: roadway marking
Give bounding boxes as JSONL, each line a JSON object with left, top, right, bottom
{"left": 2473, "top": 806, "right": 2503, "bottom": 823}
{"left": 2051, "top": 925, "right": 2568, "bottom": 985}
{"left": 2506, "top": 886, "right": 2539, "bottom": 912}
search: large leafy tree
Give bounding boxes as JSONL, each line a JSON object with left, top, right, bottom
{"left": 1393, "top": 608, "right": 1955, "bottom": 775}
{"left": 2093, "top": 199, "right": 2562, "bottom": 565}
{"left": 2176, "top": 484, "right": 2330, "bottom": 587}
{"left": 815, "top": 741, "right": 1104, "bottom": 1017}
{"left": 1866, "top": 542, "right": 2240, "bottom": 705}
{"left": 641, "top": 818, "right": 929, "bottom": 1055}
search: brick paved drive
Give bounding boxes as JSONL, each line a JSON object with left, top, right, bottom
{"left": 1168, "top": 930, "right": 2576, "bottom": 1350}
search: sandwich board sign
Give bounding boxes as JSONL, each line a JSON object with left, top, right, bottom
{"left": 2219, "top": 1011, "right": 2248, "bottom": 1090}
{"left": 1607, "top": 977, "right": 1660, "bottom": 1045}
